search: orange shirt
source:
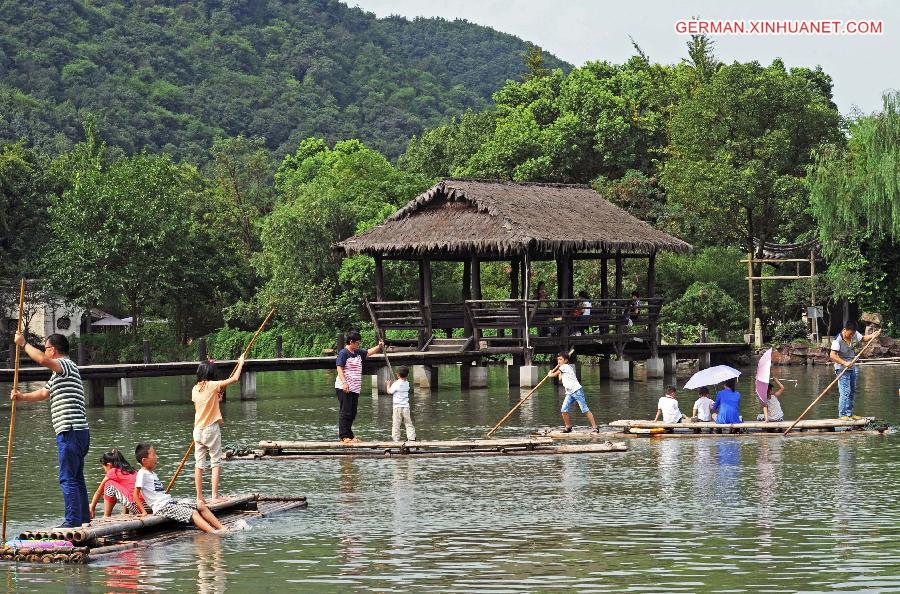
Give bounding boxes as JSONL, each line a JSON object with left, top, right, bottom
{"left": 192, "top": 381, "right": 224, "bottom": 429}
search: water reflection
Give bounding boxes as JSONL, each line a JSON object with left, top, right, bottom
{"left": 194, "top": 534, "right": 226, "bottom": 594}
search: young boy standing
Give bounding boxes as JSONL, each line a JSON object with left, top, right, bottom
{"left": 655, "top": 386, "right": 688, "bottom": 423}
{"left": 549, "top": 352, "right": 599, "bottom": 433}
{"left": 133, "top": 442, "right": 225, "bottom": 534}
{"left": 387, "top": 365, "right": 416, "bottom": 442}
{"left": 335, "top": 330, "right": 384, "bottom": 443}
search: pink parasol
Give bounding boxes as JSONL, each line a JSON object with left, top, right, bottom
{"left": 756, "top": 348, "right": 773, "bottom": 406}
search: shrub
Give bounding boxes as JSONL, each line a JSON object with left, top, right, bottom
{"left": 660, "top": 282, "right": 744, "bottom": 341}
{"left": 770, "top": 320, "right": 808, "bottom": 345}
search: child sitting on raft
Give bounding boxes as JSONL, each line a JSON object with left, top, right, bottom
{"left": 89, "top": 449, "right": 141, "bottom": 518}
{"left": 692, "top": 387, "right": 715, "bottom": 422}
{"left": 757, "top": 378, "right": 785, "bottom": 422}
{"left": 654, "top": 386, "right": 688, "bottom": 423}
{"left": 133, "top": 442, "right": 226, "bottom": 534}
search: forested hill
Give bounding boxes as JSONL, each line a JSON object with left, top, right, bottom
{"left": 0, "top": 0, "right": 568, "bottom": 159}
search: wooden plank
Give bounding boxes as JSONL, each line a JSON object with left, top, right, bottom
{"left": 232, "top": 442, "right": 628, "bottom": 460}
{"left": 259, "top": 437, "right": 554, "bottom": 451}
{"left": 608, "top": 418, "right": 874, "bottom": 430}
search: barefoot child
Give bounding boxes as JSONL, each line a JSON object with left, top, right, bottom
{"left": 133, "top": 443, "right": 225, "bottom": 534}
{"left": 192, "top": 355, "right": 245, "bottom": 504}
{"left": 654, "top": 386, "right": 688, "bottom": 423}
{"left": 387, "top": 365, "right": 416, "bottom": 442}
{"left": 692, "top": 387, "right": 715, "bottom": 422}
{"left": 89, "top": 449, "right": 141, "bottom": 518}
{"left": 549, "top": 352, "right": 599, "bottom": 433}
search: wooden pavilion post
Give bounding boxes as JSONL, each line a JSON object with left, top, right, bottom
{"left": 647, "top": 250, "right": 658, "bottom": 358}
{"left": 421, "top": 257, "right": 433, "bottom": 344}
{"left": 463, "top": 259, "right": 473, "bottom": 337}
{"left": 615, "top": 250, "right": 624, "bottom": 356}
{"left": 374, "top": 255, "right": 385, "bottom": 301}
{"left": 600, "top": 251, "right": 609, "bottom": 334}
{"left": 471, "top": 256, "right": 482, "bottom": 300}
{"left": 567, "top": 253, "right": 575, "bottom": 299}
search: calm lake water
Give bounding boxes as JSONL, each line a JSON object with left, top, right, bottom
{"left": 1, "top": 361, "right": 899, "bottom": 593}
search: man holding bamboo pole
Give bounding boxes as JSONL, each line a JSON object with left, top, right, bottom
{"left": 830, "top": 321, "right": 876, "bottom": 420}
{"left": 10, "top": 332, "right": 90, "bottom": 528}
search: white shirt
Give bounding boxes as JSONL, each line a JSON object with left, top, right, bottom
{"left": 658, "top": 396, "right": 684, "bottom": 423}
{"left": 831, "top": 331, "right": 863, "bottom": 371}
{"left": 765, "top": 395, "right": 784, "bottom": 421}
{"left": 693, "top": 396, "right": 714, "bottom": 422}
{"left": 581, "top": 300, "right": 592, "bottom": 316}
{"left": 135, "top": 468, "right": 173, "bottom": 512}
{"left": 387, "top": 378, "right": 410, "bottom": 407}
{"left": 558, "top": 364, "right": 582, "bottom": 394}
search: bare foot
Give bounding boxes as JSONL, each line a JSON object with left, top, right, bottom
{"left": 209, "top": 495, "right": 230, "bottom": 504}
{"left": 197, "top": 496, "right": 208, "bottom": 505}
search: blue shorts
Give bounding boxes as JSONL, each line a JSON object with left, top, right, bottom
{"left": 561, "top": 388, "right": 589, "bottom": 413}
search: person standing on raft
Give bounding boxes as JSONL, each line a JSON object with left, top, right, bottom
{"left": 10, "top": 332, "right": 91, "bottom": 528}
{"left": 830, "top": 321, "right": 876, "bottom": 420}
{"left": 549, "top": 352, "right": 599, "bottom": 433}
{"left": 335, "top": 330, "right": 383, "bottom": 443}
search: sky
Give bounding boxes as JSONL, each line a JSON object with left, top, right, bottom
{"left": 350, "top": 0, "right": 896, "bottom": 116}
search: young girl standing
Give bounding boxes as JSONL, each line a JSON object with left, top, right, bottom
{"left": 193, "top": 354, "right": 245, "bottom": 504}
{"left": 89, "top": 449, "right": 141, "bottom": 518}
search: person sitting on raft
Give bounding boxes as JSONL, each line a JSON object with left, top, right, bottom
{"left": 89, "top": 449, "right": 141, "bottom": 518}
{"left": 692, "top": 386, "right": 715, "bottom": 422}
{"left": 654, "top": 386, "right": 689, "bottom": 423}
{"left": 713, "top": 378, "right": 742, "bottom": 424}
{"left": 133, "top": 442, "right": 226, "bottom": 534}
{"left": 757, "top": 378, "right": 785, "bottom": 422}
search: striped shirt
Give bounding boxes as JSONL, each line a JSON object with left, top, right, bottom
{"left": 334, "top": 348, "right": 368, "bottom": 394}
{"left": 44, "top": 358, "right": 89, "bottom": 435}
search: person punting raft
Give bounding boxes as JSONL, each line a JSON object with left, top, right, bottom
{"left": 10, "top": 332, "right": 91, "bottom": 529}
{"left": 830, "top": 321, "right": 878, "bottom": 420}
{"left": 334, "top": 330, "right": 384, "bottom": 443}
{"left": 548, "top": 352, "right": 599, "bottom": 434}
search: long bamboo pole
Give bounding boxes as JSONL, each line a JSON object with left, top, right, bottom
{"left": 2, "top": 279, "right": 25, "bottom": 542}
{"left": 784, "top": 330, "right": 881, "bottom": 436}
{"left": 166, "top": 309, "right": 275, "bottom": 493}
{"left": 486, "top": 349, "right": 575, "bottom": 438}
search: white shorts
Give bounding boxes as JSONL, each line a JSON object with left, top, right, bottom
{"left": 193, "top": 423, "right": 223, "bottom": 469}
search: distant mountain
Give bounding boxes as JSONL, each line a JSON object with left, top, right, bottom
{"left": 0, "top": 0, "right": 569, "bottom": 159}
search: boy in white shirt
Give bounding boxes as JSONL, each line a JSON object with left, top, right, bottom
{"left": 548, "top": 352, "right": 599, "bottom": 433}
{"left": 692, "top": 386, "right": 715, "bottom": 422}
{"left": 654, "top": 386, "right": 688, "bottom": 423}
{"left": 133, "top": 442, "right": 226, "bottom": 534}
{"left": 387, "top": 366, "right": 416, "bottom": 441}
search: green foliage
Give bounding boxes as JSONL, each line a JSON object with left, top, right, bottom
{"left": 249, "top": 139, "right": 431, "bottom": 330}
{"left": 655, "top": 247, "right": 747, "bottom": 305}
{"left": 770, "top": 320, "right": 808, "bottom": 345}
{"left": 72, "top": 326, "right": 194, "bottom": 364}
{"left": 809, "top": 92, "right": 900, "bottom": 247}
{"left": 0, "top": 0, "right": 568, "bottom": 159}
{"left": 660, "top": 59, "right": 842, "bottom": 251}
{"left": 203, "top": 325, "right": 377, "bottom": 359}
{"left": 660, "top": 281, "right": 744, "bottom": 340}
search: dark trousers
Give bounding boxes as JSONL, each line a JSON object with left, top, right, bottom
{"left": 336, "top": 389, "right": 360, "bottom": 439}
{"left": 57, "top": 429, "right": 90, "bottom": 526}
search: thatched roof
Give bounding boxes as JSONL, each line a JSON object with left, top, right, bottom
{"left": 337, "top": 179, "right": 691, "bottom": 258}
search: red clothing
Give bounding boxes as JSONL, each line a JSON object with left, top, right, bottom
{"left": 106, "top": 468, "right": 139, "bottom": 503}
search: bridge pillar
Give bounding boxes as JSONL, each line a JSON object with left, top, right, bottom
{"left": 414, "top": 364, "right": 438, "bottom": 390}
{"left": 506, "top": 359, "right": 520, "bottom": 387}
{"left": 645, "top": 357, "right": 664, "bottom": 379}
{"left": 89, "top": 379, "right": 105, "bottom": 407}
{"left": 598, "top": 357, "right": 611, "bottom": 379}
{"left": 662, "top": 353, "right": 677, "bottom": 375}
{"left": 698, "top": 352, "right": 711, "bottom": 370}
{"left": 518, "top": 365, "right": 539, "bottom": 388}
{"left": 117, "top": 378, "right": 135, "bottom": 406}
{"left": 372, "top": 367, "right": 392, "bottom": 395}
{"left": 468, "top": 366, "right": 489, "bottom": 389}
{"left": 240, "top": 371, "right": 257, "bottom": 400}
{"left": 609, "top": 359, "right": 630, "bottom": 381}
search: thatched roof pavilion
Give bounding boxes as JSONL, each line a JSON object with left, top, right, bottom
{"left": 338, "top": 179, "right": 690, "bottom": 259}
{"left": 336, "top": 179, "right": 691, "bottom": 359}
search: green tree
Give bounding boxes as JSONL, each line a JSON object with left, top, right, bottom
{"left": 523, "top": 44, "right": 549, "bottom": 81}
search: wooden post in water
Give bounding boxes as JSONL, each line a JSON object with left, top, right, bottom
{"left": 275, "top": 335, "right": 283, "bottom": 358}
{"left": 142, "top": 340, "right": 151, "bottom": 364}
{"left": 198, "top": 337, "right": 207, "bottom": 361}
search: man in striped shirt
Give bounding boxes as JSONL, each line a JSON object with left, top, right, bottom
{"left": 11, "top": 332, "right": 91, "bottom": 527}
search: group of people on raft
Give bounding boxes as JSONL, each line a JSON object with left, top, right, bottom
{"left": 6, "top": 318, "right": 874, "bottom": 532}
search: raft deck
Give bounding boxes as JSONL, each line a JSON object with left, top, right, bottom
{"left": 231, "top": 437, "right": 627, "bottom": 459}
{"left": 536, "top": 418, "right": 885, "bottom": 439}
{"left": 5, "top": 493, "right": 307, "bottom": 564}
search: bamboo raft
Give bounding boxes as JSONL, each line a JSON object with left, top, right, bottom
{"left": 540, "top": 418, "right": 888, "bottom": 439}
{"left": 229, "top": 437, "right": 628, "bottom": 459}
{"left": 4, "top": 493, "right": 307, "bottom": 564}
